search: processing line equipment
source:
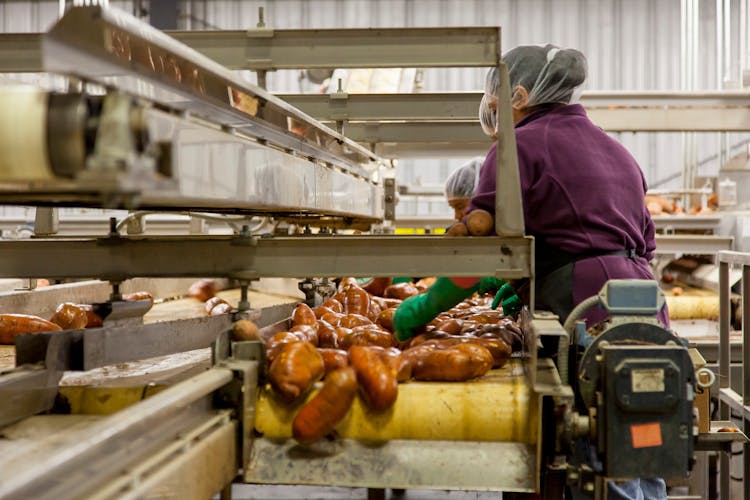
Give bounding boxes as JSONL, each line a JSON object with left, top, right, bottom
{"left": 0, "top": 6, "right": 743, "bottom": 499}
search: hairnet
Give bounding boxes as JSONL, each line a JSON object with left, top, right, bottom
{"left": 479, "top": 44, "right": 587, "bottom": 136}
{"left": 445, "top": 157, "right": 483, "bottom": 200}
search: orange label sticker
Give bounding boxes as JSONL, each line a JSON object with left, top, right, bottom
{"left": 631, "top": 422, "right": 662, "bottom": 448}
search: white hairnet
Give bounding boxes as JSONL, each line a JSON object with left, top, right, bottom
{"left": 479, "top": 44, "right": 587, "bottom": 137}
{"left": 445, "top": 157, "right": 483, "bottom": 200}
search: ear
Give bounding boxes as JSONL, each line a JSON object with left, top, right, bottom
{"left": 487, "top": 95, "right": 498, "bottom": 112}
{"left": 511, "top": 85, "right": 529, "bottom": 109}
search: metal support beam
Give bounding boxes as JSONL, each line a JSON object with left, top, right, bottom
{"left": 0, "top": 367, "right": 233, "bottom": 499}
{"left": 15, "top": 314, "right": 233, "bottom": 371}
{"left": 173, "top": 27, "right": 501, "bottom": 70}
{"left": 279, "top": 91, "right": 750, "bottom": 134}
{"left": 246, "top": 438, "right": 535, "bottom": 492}
{"left": 0, "top": 366, "right": 62, "bottom": 428}
{"left": 653, "top": 235, "right": 734, "bottom": 254}
{"left": 0, "top": 26, "right": 501, "bottom": 71}
{"left": 41, "top": 7, "right": 379, "bottom": 172}
{"left": 0, "top": 235, "right": 532, "bottom": 281}
{"left": 652, "top": 215, "right": 723, "bottom": 231}
{"left": 0, "top": 33, "right": 42, "bottom": 72}
{"left": 494, "top": 62, "right": 524, "bottom": 236}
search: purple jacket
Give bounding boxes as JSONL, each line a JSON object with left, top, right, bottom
{"left": 466, "top": 104, "right": 667, "bottom": 326}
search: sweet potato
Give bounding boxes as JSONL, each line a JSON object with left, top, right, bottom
{"left": 292, "top": 367, "right": 358, "bottom": 444}
{"left": 313, "top": 306, "right": 335, "bottom": 319}
{"left": 361, "top": 277, "right": 392, "bottom": 297}
{"left": 290, "top": 324, "right": 319, "bottom": 346}
{"left": 343, "top": 286, "right": 371, "bottom": 316}
{"left": 411, "top": 334, "right": 511, "bottom": 369}
{"left": 414, "top": 277, "right": 436, "bottom": 292}
{"left": 292, "top": 303, "right": 317, "bottom": 327}
{"left": 232, "top": 319, "right": 260, "bottom": 341}
{"left": 321, "top": 299, "right": 343, "bottom": 314}
{"left": 466, "top": 209, "right": 494, "bottom": 236}
{"left": 77, "top": 304, "right": 103, "bottom": 328}
{"left": 408, "top": 343, "right": 493, "bottom": 381}
{"left": 320, "top": 312, "right": 344, "bottom": 327}
{"left": 339, "top": 313, "right": 373, "bottom": 329}
{"left": 434, "top": 318, "right": 463, "bottom": 335}
{"left": 465, "top": 310, "right": 505, "bottom": 324}
{"left": 205, "top": 296, "right": 228, "bottom": 315}
{"left": 268, "top": 341, "right": 324, "bottom": 402}
{"left": 383, "top": 282, "right": 419, "bottom": 300}
{"left": 342, "top": 327, "right": 397, "bottom": 349}
{"left": 265, "top": 331, "right": 305, "bottom": 362}
{"left": 376, "top": 308, "right": 396, "bottom": 332}
{"left": 367, "top": 300, "right": 382, "bottom": 322}
{"left": 381, "top": 298, "right": 401, "bottom": 308}
{"left": 123, "top": 291, "right": 154, "bottom": 306}
{"left": 445, "top": 222, "right": 469, "bottom": 237}
{"left": 477, "top": 323, "right": 524, "bottom": 351}
{"left": 0, "top": 314, "right": 61, "bottom": 344}
{"left": 318, "top": 348, "right": 350, "bottom": 376}
{"left": 349, "top": 345, "right": 398, "bottom": 411}
{"left": 373, "top": 346, "right": 411, "bottom": 382}
{"left": 646, "top": 201, "right": 663, "bottom": 216}
{"left": 317, "top": 320, "right": 343, "bottom": 348}
{"left": 209, "top": 302, "right": 232, "bottom": 316}
{"left": 49, "top": 303, "right": 88, "bottom": 330}
{"left": 468, "top": 338, "right": 511, "bottom": 368}
{"left": 338, "top": 277, "right": 358, "bottom": 293}
{"left": 335, "top": 327, "right": 354, "bottom": 343}
{"left": 188, "top": 279, "right": 216, "bottom": 302}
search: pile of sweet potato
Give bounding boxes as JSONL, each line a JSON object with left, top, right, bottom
{"left": 265, "top": 277, "right": 523, "bottom": 444}
{"left": 0, "top": 292, "right": 154, "bottom": 344}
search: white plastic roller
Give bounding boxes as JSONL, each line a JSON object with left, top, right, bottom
{"left": 0, "top": 86, "right": 54, "bottom": 180}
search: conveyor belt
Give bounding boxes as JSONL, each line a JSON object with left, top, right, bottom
{"left": 255, "top": 358, "right": 536, "bottom": 444}
{"left": 0, "top": 286, "right": 298, "bottom": 374}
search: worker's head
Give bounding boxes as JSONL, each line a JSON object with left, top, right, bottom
{"left": 445, "top": 157, "right": 483, "bottom": 220}
{"left": 479, "top": 44, "right": 587, "bottom": 136}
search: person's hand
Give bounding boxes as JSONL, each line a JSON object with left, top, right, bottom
{"left": 393, "top": 294, "right": 432, "bottom": 342}
{"left": 393, "top": 277, "right": 477, "bottom": 342}
{"left": 490, "top": 282, "right": 523, "bottom": 317}
{"left": 477, "top": 277, "right": 506, "bottom": 294}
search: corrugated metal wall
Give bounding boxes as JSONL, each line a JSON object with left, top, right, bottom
{"left": 176, "top": 0, "right": 746, "bottom": 218}
{"left": 0, "top": 0, "right": 744, "bottom": 219}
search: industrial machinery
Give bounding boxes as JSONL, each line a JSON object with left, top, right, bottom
{"left": 0, "top": 6, "right": 745, "bottom": 500}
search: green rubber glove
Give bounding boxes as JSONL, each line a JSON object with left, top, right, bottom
{"left": 393, "top": 277, "right": 478, "bottom": 342}
{"left": 391, "top": 277, "right": 413, "bottom": 284}
{"left": 499, "top": 295, "right": 523, "bottom": 316}
{"left": 490, "top": 282, "right": 523, "bottom": 317}
{"left": 490, "top": 282, "right": 516, "bottom": 309}
{"left": 477, "top": 277, "right": 506, "bottom": 294}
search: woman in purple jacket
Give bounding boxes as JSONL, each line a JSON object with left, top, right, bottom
{"left": 394, "top": 44, "right": 668, "bottom": 500}
{"left": 473, "top": 45, "right": 668, "bottom": 329}
{"left": 395, "top": 44, "right": 667, "bottom": 335}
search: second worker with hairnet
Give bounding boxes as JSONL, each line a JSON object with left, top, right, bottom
{"left": 444, "top": 157, "right": 483, "bottom": 221}
{"left": 394, "top": 44, "right": 669, "bottom": 500}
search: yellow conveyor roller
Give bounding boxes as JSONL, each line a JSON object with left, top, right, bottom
{"left": 255, "top": 358, "right": 537, "bottom": 444}
{"left": 665, "top": 295, "right": 719, "bottom": 320}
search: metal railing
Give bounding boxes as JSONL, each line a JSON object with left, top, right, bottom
{"left": 718, "top": 250, "right": 750, "bottom": 498}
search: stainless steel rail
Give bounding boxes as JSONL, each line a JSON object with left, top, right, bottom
{"left": 0, "top": 367, "right": 234, "bottom": 499}
{"left": 0, "top": 235, "right": 532, "bottom": 281}
{"left": 42, "top": 7, "right": 380, "bottom": 174}
{"left": 279, "top": 91, "right": 750, "bottom": 133}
